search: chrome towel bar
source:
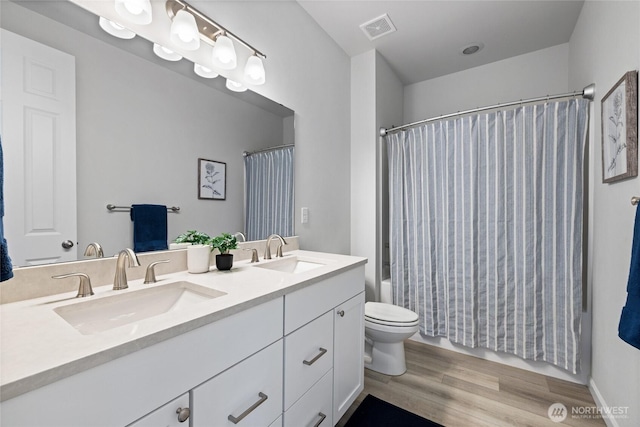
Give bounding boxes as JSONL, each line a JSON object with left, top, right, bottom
{"left": 106, "top": 204, "right": 180, "bottom": 212}
{"left": 632, "top": 197, "right": 639, "bottom": 206}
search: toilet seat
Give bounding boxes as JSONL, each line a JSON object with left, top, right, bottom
{"left": 365, "top": 302, "right": 419, "bottom": 327}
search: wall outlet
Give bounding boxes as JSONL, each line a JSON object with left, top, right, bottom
{"left": 301, "top": 207, "right": 309, "bottom": 224}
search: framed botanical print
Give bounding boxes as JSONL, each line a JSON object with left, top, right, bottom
{"left": 198, "top": 158, "right": 226, "bottom": 200}
{"left": 601, "top": 70, "right": 638, "bottom": 183}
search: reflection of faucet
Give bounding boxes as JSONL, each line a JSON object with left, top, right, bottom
{"left": 113, "top": 248, "right": 140, "bottom": 290}
{"left": 83, "top": 242, "right": 104, "bottom": 258}
{"left": 234, "top": 232, "right": 246, "bottom": 242}
{"left": 264, "top": 234, "right": 287, "bottom": 260}
{"left": 52, "top": 272, "right": 94, "bottom": 298}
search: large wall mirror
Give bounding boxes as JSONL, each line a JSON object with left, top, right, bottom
{"left": 1, "top": 0, "right": 295, "bottom": 267}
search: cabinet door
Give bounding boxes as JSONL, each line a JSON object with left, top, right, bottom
{"left": 192, "top": 340, "right": 283, "bottom": 427}
{"left": 333, "top": 292, "right": 365, "bottom": 422}
{"left": 126, "top": 393, "right": 190, "bottom": 427}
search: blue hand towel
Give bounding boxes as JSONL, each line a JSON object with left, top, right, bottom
{"left": 0, "top": 135, "right": 14, "bottom": 282}
{"left": 619, "top": 205, "right": 640, "bottom": 350}
{"left": 130, "top": 204, "right": 168, "bottom": 253}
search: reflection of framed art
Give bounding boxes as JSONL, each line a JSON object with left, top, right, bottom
{"left": 198, "top": 158, "right": 226, "bottom": 200}
{"left": 601, "top": 70, "right": 638, "bottom": 183}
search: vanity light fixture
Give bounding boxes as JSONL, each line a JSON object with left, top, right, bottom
{"left": 165, "top": 0, "right": 267, "bottom": 85}
{"left": 194, "top": 63, "right": 219, "bottom": 79}
{"left": 99, "top": 16, "right": 136, "bottom": 39}
{"left": 153, "top": 43, "right": 182, "bottom": 61}
{"left": 170, "top": 8, "right": 200, "bottom": 50}
{"left": 114, "top": 0, "right": 152, "bottom": 25}
{"left": 244, "top": 54, "right": 265, "bottom": 85}
{"left": 226, "top": 79, "right": 247, "bottom": 92}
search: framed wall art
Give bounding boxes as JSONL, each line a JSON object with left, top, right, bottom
{"left": 198, "top": 158, "right": 226, "bottom": 200}
{"left": 601, "top": 70, "right": 638, "bottom": 183}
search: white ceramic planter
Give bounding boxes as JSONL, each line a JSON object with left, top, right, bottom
{"left": 187, "top": 244, "right": 211, "bottom": 273}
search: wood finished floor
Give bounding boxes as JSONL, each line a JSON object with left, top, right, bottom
{"left": 337, "top": 340, "right": 605, "bottom": 427}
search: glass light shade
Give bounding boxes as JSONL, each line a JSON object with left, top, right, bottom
{"left": 212, "top": 35, "right": 237, "bottom": 70}
{"left": 114, "top": 0, "right": 152, "bottom": 25}
{"left": 244, "top": 55, "right": 266, "bottom": 85}
{"left": 194, "top": 64, "right": 219, "bottom": 79}
{"left": 153, "top": 43, "right": 182, "bottom": 61}
{"left": 170, "top": 10, "right": 200, "bottom": 51}
{"left": 225, "top": 79, "right": 246, "bottom": 92}
{"left": 99, "top": 17, "right": 136, "bottom": 39}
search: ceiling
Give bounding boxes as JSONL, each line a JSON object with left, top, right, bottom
{"left": 297, "top": 0, "right": 585, "bottom": 85}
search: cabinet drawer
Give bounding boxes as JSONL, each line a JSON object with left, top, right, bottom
{"left": 284, "top": 311, "right": 333, "bottom": 410}
{"left": 127, "top": 393, "right": 190, "bottom": 427}
{"left": 285, "top": 266, "right": 364, "bottom": 334}
{"left": 283, "top": 369, "right": 333, "bottom": 427}
{"left": 192, "top": 340, "right": 283, "bottom": 427}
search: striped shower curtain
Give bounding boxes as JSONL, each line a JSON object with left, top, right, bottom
{"left": 387, "top": 99, "right": 588, "bottom": 373}
{"left": 244, "top": 146, "right": 294, "bottom": 241}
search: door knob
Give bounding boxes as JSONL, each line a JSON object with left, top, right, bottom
{"left": 61, "top": 240, "right": 75, "bottom": 249}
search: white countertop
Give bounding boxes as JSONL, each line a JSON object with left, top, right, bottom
{"left": 0, "top": 250, "right": 367, "bottom": 402}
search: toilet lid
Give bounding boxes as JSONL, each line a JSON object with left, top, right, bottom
{"left": 365, "top": 302, "right": 419, "bottom": 324}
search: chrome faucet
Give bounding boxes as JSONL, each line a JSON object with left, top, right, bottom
{"left": 113, "top": 248, "right": 140, "bottom": 290}
{"left": 83, "top": 242, "right": 104, "bottom": 258}
{"left": 264, "top": 234, "right": 287, "bottom": 260}
{"left": 234, "top": 232, "right": 247, "bottom": 242}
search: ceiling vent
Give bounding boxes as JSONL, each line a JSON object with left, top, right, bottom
{"left": 360, "top": 14, "right": 396, "bottom": 41}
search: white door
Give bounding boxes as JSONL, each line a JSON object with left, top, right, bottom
{"left": 333, "top": 292, "right": 365, "bottom": 422}
{"left": 1, "top": 29, "right": 77, "bottom": 266}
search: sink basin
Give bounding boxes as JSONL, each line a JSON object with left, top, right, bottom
{"left": 54, "top": 281, "right": 226, "bottom": 335}
{"left": 254, "top": 256, "right": 325, "bottom": 274}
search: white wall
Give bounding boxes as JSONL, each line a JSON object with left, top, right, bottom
{"left": 404, "top": 43, "right": 570, "bottom": 122}
{"left": 569, "top": 1, "right": 640, "bottom": 425}
{"left": 402, "top": 44, "right": 597, "bottom": 384}
{"left": 351, "top": 50, "right": 403, "bottom": 301}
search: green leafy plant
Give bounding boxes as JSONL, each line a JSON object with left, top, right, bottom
{"left": 174, "top": 230, "right": 211, "bottom": 245}
{"left": 209, "top": 233, "right": 238, "bottom": 254}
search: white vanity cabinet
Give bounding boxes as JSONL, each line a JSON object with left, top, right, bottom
{"left": 283, "top": 266, "right": 365, "bottom": 426}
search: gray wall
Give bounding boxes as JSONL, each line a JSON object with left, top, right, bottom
{"left": 2, "top": 2, "right": 286, "bottom": 257}
{"left": 569, "top": 1, "right": 640, "bottom": 425}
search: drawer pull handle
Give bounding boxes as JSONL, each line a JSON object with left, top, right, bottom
{"left": 314, "top": 412, "right": 327, "bottom": 427}
{"left": 175, "top": 407, "right": 190, "bottom": 423}
{"left": 337, "top": 310, "right": 345, "bottom": 317}
{"left": 228, "top": 392, "right": 268, "bottom": 424}
{"left": 303, "top": 347, "right": 327, "bottom": 366}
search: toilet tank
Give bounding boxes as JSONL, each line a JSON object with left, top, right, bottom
{"left": 380, "top": 279, "right": 392, "bottom": 304}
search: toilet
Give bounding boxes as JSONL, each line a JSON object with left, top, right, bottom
{"left": 364, "top": 279, "right": 419, "bottom": 376}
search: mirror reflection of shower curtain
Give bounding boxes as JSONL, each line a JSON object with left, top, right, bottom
{"left": 387, "top": 99, "right": 589, "bottom": 373}
{"left": 244, "top": 146, "right": 294, "bottom": 241}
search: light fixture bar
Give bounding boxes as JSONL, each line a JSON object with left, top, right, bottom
{"left": 165, "top": 0, "right": 266, "bottom": 59}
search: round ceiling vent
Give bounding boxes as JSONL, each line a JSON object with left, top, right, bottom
{"left": 460, "top": 42, "right": 485, "bottom": 56}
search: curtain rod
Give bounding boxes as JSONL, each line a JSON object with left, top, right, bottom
{"left": 379, "top": 83, "right": 596, "bottom": 137}
{"left": 243, "top": 144, "right": 294, "bottom": 157}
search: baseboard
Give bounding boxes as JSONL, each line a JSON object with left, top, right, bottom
{"left": 589, "top": 377, "right": 619, "bottom": 427}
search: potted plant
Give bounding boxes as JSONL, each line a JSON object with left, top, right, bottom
{"left": 174, "top": 230, "right": 212, "bottom": 273}
{"left": 209, "top": 233, "right": 238, "bottom": 271}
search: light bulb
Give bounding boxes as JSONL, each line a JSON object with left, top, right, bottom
{"left": 170, "top": 9, "right": 200, "bottom": 51}
{"left": 194, "top": 63, "right": 219, "bottom": 79}
{"left": 226, "top": 79, "right": 246, "bottom": 92}
{"left": 99, "top": 16, "right": 136, "bottom": 39}
{"left": 114, "top": 0, "right": 152, "bottom": 25}
{"left": 244, "top": 55, "right": 265, "bottom": 85}
{"left": 153, "top": 43, "right": 182, "bottom": 61}
{"left": 212, "top": 35, "right": 237, "bottom": 70}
